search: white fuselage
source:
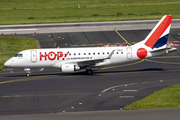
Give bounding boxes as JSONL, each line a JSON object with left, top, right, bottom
{"left": 5, "top": 46, "right": 152, "bottom": 69}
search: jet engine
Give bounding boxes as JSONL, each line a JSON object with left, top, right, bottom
{"left": 61, "top": 64, "right": 80, "bottom": 73}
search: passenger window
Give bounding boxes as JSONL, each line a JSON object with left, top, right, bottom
{"left": 74, "top": 53, "right": 76, "bottom": 56}
{"left": 116, "top": 52, "right": 118, "bottom": 54}
{"left": 89, "top": 53, "right": 91, "bottom": 55}
{"left": 78, "top": 53, "right": 80, "bottom": 55}
{"left": 103, "top": 52, "right": 104, "bottom": 55}
{"left": 98, "top": 53, "right": 100, "bottom": 55}
{"left": 121, "top": 52, "right": 123, "bottom": 54}
{"left": 84, "top": 53, "right": 86, "bottom": 55}
{"left": 69, "top": 53, "right": 71, "bottom": 56}
{"left": 93, "top": 53, "right": 95, "bottom": 55}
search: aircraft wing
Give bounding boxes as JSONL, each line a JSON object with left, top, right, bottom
{"left": 73, "top": 50, "right": 115, "bottom": 68}
{"left": 52, "top": 50, "right": 115, "bottom": 68}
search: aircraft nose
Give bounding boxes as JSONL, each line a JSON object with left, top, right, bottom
{"left": 4, "top": 60, "right": 11, "bottom": 67}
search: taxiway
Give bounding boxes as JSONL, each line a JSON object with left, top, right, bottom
{"left": 0, "top": 20, "right": 180, "bottom": 119}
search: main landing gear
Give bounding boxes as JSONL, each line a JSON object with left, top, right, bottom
{"left": 24, "top": 68, "right": 31, "bottom": 77}
{"left": 86, "top": 68, "right": 93, "bottom": 75}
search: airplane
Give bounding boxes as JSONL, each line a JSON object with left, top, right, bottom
{"left": 4, "top": 15, "right": 177, "bottom": 77}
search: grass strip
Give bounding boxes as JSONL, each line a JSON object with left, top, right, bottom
{"left": 124, "top": 84, "right": 180, "bottom": 110}
{"left": 0, "top": 0, "right": 180, "bottom": 25}
{"left": 0, "top": 36, "right": 39, "bottom": 70}
{"left": 1, "top": 0, "right": 179, "bottom": 9}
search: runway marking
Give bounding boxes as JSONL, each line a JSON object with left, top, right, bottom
{"left": 115, "top": 29, "right": 131, "bottom": 46}
{"left": 98, "top": 68, "right": 180, "bottom": 78}
{"left": 15, "top": 95, "right": 21, "bottom": 97}
{"left": 0, "top": 93, "right": 95, "bottom": 98}
{"left": 101, "top": 79, "right": 180, "bottom": 93}
{"left": 145, "top": 59, "right": 180, "bottom": 64}
{"left": 119, "top": 96, "right": 134, "bottom": 98}
{"left": 123, "top": 90, "right": 138, "bottom": 92}
{"left": 0, "top": 78, "right": 31, "bottom": 84}
{"left": 151, "top": 56, "right": 180, "bottom": 58}
{"left": 3, "top": 96, "right": 10, "bottom": 98}
{"left": 0, "top": 75, "right": 56, "bottom": 85}
{"left": 101, "top": 83, "right": 139, "bottom": 93}
{"left": 0, "top": 72, "right": 97, "bottom": 85}
{"left": 102, "top": 83, "right": 139, "bottom": 93}
{"left": 0, "top": 29, "right": 37, "bottom": 32}
{"left": 0, "top": 25, "right": 36, "bottom": 27}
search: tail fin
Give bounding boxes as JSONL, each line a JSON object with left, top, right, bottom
{"left": 144, "top": 15, "right": 172, "bottom": 49}
{"left": 134, "top": 15, "right": 173, "bottom": 49}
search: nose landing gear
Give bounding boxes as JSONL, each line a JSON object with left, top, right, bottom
{"left": 24, "top": 68, "right": 31, "bottom": 77}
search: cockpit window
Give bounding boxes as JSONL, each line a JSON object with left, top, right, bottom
{"left": 14, "top": 54, "right": 18, "bottom": 57}
{"left": 18, "top": 54, "right": 23, "bottom": 57}
{"left": 14, "top": 54, "right": 23, "bottom": 57}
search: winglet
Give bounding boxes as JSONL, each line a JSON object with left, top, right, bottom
{"left": 106, "top": 50, "right": 115, "bottom": 59}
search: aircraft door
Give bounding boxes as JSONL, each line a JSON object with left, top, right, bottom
{"left": 126, "top": 47, "right": 132, "bottom": 59}
{"left": 31, "top": 50, "right": 37, "bottom": 62}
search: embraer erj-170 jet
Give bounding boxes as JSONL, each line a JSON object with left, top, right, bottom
{"left": 4, "top": 15, "right": 177, "bottom": 76}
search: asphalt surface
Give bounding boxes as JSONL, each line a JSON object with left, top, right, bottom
{"left": 1, "top": 108, "right": 180, "bottom": 120}
{"left": 1, "top": 18, "right": 180, "bottom": 34}
{"left": 0, "top": 20, "right": 180, "bottom": 119}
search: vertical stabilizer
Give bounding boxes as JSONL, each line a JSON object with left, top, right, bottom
{"left": 133, "top": 15, "right": 173, "bottom": 49}
{"left": 144, "top": 15, "right": 172, "bottom": 49}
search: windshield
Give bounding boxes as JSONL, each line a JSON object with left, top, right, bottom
{"left": 14, "top": 53, "right": 23, "bottom": 57}
{"left": 18, "top": 54, "right": 23, "bottom": 57}
{"left": 14, "top": 54, "right": 18, "bottom": 57}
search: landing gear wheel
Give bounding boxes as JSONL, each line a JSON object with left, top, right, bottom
{"left": 24, "top": 68, "right": 31, "bottom": 77}
{"left": 26, "top": 73, "right": 30, "bottom": 77}
{"left": 86, "top": 69, "right": 93, "bottom": 75}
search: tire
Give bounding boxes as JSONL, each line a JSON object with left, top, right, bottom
{"left": 26, "top": 73, "right": 30, "bottom": 77}
{"left": 86, "top": 69, "right": 93, "bottom": 75}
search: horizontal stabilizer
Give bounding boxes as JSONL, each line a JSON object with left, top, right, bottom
{"left": 149, "top": 47, "right": 177, "bottom": 53}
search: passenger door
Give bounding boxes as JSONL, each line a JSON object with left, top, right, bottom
{"left": 126, "top": 47, "right": 132, "bottom": 59}
{"left": 31, "top": 50, "right": 37, "bottom": 62}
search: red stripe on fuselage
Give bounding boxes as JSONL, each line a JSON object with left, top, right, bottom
{"left": 145, "top": 15, "right": 172, "bottom": 47}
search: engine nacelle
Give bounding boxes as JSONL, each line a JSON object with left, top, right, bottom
{"left": 61, "top": 64, "right": 80, "bottom": 73}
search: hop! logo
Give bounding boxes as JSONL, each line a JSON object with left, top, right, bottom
{"left": 40, "top": 51, "right": 69, "bottom": 61}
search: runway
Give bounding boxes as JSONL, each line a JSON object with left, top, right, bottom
{"left": 0, "top": 20, "right": 180, "bottom": 119}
